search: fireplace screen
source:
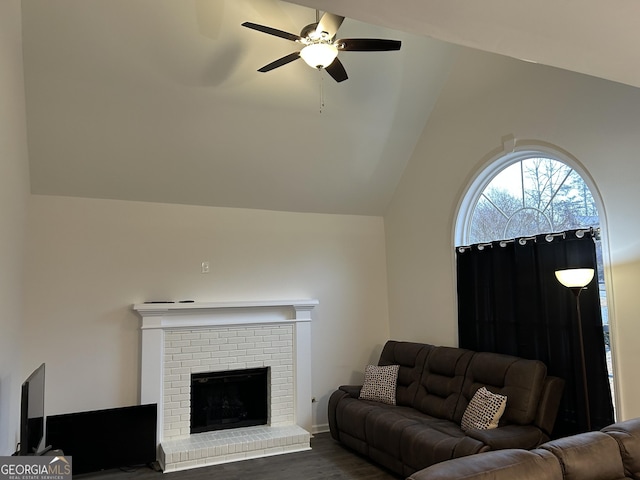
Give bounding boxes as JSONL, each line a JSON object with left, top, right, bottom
{"left": 190, "top": 367, "right": 269, "bottom": 434}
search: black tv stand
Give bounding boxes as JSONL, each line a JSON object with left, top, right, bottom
{"left": 46, "top": 403, "right": 156, "bottom": 474}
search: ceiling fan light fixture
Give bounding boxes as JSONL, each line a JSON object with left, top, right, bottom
{"left": 300, "top": 43, "right": 338, "bottom": 69}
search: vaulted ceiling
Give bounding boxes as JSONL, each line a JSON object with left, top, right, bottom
{"left": 21, "top": 0, "right": 640, "bottom": 216}
{"left": 289, "top": 0, "right": 640, "bottom": 92}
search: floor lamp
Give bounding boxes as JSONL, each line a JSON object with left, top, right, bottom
{"left": 555, "top": 267, "right": 595, "bottom": 432}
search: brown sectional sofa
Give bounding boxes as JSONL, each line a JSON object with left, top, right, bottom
{"left": 328, "top": 340, "right": 565, "bottom": 477}
{"left": 408, "top": 417, "right": 640, "bottom": 480}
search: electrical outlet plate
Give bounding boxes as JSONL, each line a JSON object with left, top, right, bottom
{"left": 201, "top": 261, "right": 210, "bottom": 273}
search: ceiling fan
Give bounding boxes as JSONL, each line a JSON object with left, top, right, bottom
{"left": 241, "top": 11, "right": 401, "bottom": 82}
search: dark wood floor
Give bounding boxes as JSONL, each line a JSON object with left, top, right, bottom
{"left": 75, "top": 433, "right": 402, "bottom": 480}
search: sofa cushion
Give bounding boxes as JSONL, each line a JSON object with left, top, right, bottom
{"left": 412, "top": 346, "right": 474, "bottom": 421}
{"left": 400, "top": 421, "right": 487, "bottom": 473}
{"left": 458, "top": 352, "right": 546, "bottom": 425}
{"left": 465, "top": 424, "right": 546, "bottom": 450}
{"left": 407, "top": 449, "right": 562, "bottom": 480}
{"left": 365, "top": 408, "right": 421, "bottom": 460}
{"left": 378, "top": 341, "right": 432, "bottom": 407}
{"left": 461, "top": 387, "right": 507, "bottom": 431}
{"left": 359, "top": 364, "right": 400, "bottom": 405}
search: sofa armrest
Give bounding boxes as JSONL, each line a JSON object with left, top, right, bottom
{"left": 540, "top": 431, "right": 626, "bottom": 480}
{"left": 338, "top": 384, "right": 362, "bottom": 398}
{"left": 465, "top": 425, "right": 545, "bottom": 450}
{"left": 534, "top": 376, "right": 565, "bottom": 437}
{"left": 328, "top": 386, "right": 363, "bottom": 441}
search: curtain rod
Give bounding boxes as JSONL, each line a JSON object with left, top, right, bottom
{"left": 457, "top": 227, "right": 600, "bottom": 253}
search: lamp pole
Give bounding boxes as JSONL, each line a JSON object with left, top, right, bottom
{"left": 555, "top": 268, "right": 594, "bottom": 432}
{"left": 568, "top": 285, "right": 591, "bottom": 432}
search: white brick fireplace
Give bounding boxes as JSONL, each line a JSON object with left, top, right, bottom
{"left": 133, "top": 300, "right": 317, "bottom": 472}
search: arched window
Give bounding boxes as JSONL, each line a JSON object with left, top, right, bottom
{"left": 456, "top": 148, "right": 600, "bottom": 246}
{"left": 455, "top": 144, "right": 615, "bottom": 414}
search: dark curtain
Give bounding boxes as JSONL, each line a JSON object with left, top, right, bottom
{"left": 456, "top": 229, "right": 614, "bottom": 436}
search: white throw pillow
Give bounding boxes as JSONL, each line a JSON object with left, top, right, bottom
{"left": 461, "top": 386, "right": 507, "bottom": 431}
{"left": 359, "top": 364, "right": 400, "bottom": 405}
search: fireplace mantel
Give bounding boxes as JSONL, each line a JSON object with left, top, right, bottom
{"left": 134, "top": 299, "right": 318, "bottom": 329}
{"left": 133, "top": 299, "right": 318, "bottom": 452}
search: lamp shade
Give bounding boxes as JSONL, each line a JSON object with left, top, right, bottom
{"left": 555, "top": 268, "right": 595, "bottom": 288}
{"left": 300, "top": 43, "right": 338, "bottom": 69}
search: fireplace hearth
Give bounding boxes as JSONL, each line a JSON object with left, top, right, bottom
{"left": 191, "top": 368, "right": 268, "bottom": 434}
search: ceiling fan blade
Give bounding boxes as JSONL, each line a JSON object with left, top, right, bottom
{"left": 241, "top": 22, "right": 302, "bottom": 43}
{"left": 337, "top": 38, "right": 402, "bottom": 51}
{"left": 257, "top": 52, "right": 301, "bottom": 73}
{"left": 324, "top": 57, "right": 348, "bottom": 83}
{"left": 315, "top": 12, "right": 344, "bottom": 38}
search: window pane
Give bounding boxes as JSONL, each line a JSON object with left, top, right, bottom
{"left": 470, "top": 157, "right": 597, "bottom": 242}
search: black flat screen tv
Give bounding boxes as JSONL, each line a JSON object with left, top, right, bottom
{"left": 46, "top": 403, "right": 157, "bottom": 474}
{"left": 19, "top": 363, "right": 46, "bottom": 455}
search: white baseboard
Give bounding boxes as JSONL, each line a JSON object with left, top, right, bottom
{"left": 311, "top": 423, "right": 330, "bottom": 435}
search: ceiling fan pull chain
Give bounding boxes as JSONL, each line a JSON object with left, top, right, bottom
{"left": 319, "top": 68, "right": 325, "bottom": 113}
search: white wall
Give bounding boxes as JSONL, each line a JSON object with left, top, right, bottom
{"left": 23, "top": 196, "right": 390, "bottom": 431}
{"left": 0, "top": 0, "right": 31, "bottom": 455}
{"left": 385, "top": 48, "right": 640, "bottom": 420}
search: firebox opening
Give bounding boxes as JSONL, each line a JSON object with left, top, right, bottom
{"left": 190, "top": 367, "right": 269, "bottom": 434}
